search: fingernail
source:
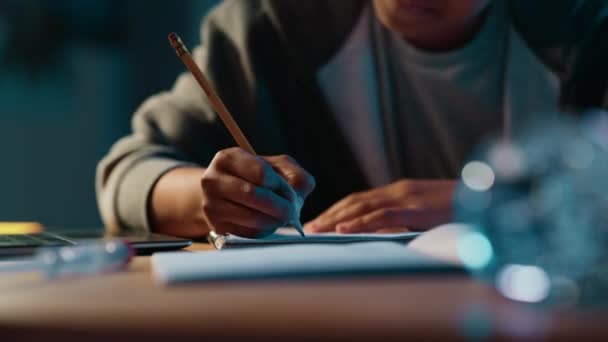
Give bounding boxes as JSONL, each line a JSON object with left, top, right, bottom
{"left": 336, "top": 224, "right": 350, "bottom": 233}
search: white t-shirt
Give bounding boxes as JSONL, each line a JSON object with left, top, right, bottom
{"left": 318, "top": 1, "right": 560, "bottom": 187}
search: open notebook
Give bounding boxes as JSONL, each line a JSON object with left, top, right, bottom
{"left": 152, "top": 241, "right": 462, "bottom": 285}
{"left": 207, "top": 228, "right": 421, "bottom": 250}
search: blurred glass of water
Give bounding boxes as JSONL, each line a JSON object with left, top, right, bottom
{"left": 455, "top": 110, "right": 608, "bottom": 308}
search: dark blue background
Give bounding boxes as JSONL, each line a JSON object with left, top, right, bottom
{"left": 0, "top": 0, "right": 220, "bottom": 228}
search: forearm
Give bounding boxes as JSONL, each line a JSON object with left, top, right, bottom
{"left": 149, "top": 167, "right": 209, "bottom": 238}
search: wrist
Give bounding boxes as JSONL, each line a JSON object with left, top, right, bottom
{"left": 149, "top": 166, "right": 209, "bottom": 238}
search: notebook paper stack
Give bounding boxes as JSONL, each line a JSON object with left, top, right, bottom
{"left": 152, "top": 241, "right": 462, "bottom": 285}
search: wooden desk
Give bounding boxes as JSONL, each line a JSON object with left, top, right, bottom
{"left": 0, "top": 243, "right": 607, "bottom": 341}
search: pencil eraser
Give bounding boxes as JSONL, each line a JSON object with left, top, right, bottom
{"left": 168, "top": 32, "right": 179, "bottom": 47}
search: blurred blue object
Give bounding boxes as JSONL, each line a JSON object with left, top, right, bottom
{"left": 0, "top": 240, "right": 133, "bottom": 279}
{"left": 455, "top": 110, "right": 608, "bottom": 308}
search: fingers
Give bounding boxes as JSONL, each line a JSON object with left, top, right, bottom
{"left": 335, "top": 206, "right": 451, "bottom": 234}
{"left": 263, "top": 154, "right": 316, "bottom": 198}
{"left": 334, "top": 208, "right": 404, "bottom": 233}
{"left": 202, "top": 148, "right": 316, "bottom": 237}
{"left": 211, "top": 222, "right": 268, "bottom": 239}
{"left": 203, "top": 199, "right": 281, "bottom": 237}
{"left": 201, "top": 172, "right": 293, "bottom": 222}
{"left": 204, "top": 199, "right": 282, "bottom": 230}
{"left": 304, "top": 194, "right": 362, "bottom": 233}
{"left": 306, "top": 198, "right": 383, "bottom": 233}
{"left": 315, "top": 184, "right": 388, "bottom": 220}
{"left": 305, "top": 180, "right": 456, "bottom": 233}
{"left": 210, "top": 148, "right": 296, "bottom": 201}
{"left": 314, "top": 192, "right": 366, "bottom": 221}
{"left": 375, "top": 227, "right": 411, "bottom": 234}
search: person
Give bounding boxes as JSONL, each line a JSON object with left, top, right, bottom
{"left": 96, "top": 0, "right": 608, "bottom": 239}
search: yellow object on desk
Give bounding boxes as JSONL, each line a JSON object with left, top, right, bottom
{"left": 0, "top": 222, "right": 44, "bottom": 235}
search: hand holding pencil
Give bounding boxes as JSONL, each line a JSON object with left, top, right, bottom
{"left": 168, "top": 33, "right": 314, "bottom": 238}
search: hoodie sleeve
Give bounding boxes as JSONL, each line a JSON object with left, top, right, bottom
{"left": 96, "top": 0, "right": 264, "bottom": 233}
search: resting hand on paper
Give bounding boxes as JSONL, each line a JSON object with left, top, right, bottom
{"left": 304, "top": 179, "right": 456, "bottom": 234}
{"left": 201, "top": 147, "right": 315, "bottom": 238}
